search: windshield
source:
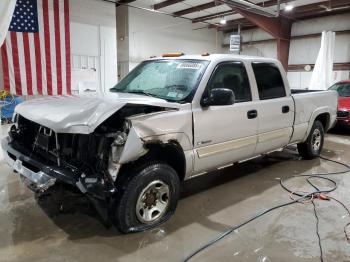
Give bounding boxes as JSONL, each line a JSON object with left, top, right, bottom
{"left": 110, "top": 59, "right": 209, "bottom": 102}
{"left": 329, "top": 83, "right": 350, "bottom": 97}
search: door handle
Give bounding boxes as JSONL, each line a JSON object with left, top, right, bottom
{"left": 247, "top": 110, "right": 258, "bottom": 119}
{"left": 282, "top": 106, "right": 290, "bottom": 113}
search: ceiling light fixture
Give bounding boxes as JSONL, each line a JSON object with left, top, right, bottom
{"left": 285, "top": 4, "right": 294, "bottom": 11}
{"left": 220, "top": 17, "right": 227, "bottom": 25}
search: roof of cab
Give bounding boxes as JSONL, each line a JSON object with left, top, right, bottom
{"left": 148, "top": 54, "right": 278, "bottom": 63}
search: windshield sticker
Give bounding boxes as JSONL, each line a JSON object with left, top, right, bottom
{"left": 167, "top": 92, "right": 178, "bottom": 98}
{"left": 177, "top": 93, "right": 184, "bottom": 98}
{"left": 177, "top": 63, "right": 202, "bottom": 70}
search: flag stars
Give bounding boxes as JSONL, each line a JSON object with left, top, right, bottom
{"left": 10, "top": 0, "right": 38, "bottom": 33}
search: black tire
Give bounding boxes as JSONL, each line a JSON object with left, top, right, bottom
{"left": 297, "top": 120, "right": 324, "bottom": 159}
{"left": 113, "top": 162, "right": 180, "bottom": 233}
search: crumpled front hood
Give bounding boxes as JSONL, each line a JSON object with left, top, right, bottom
{"left": 15, "top": 93, "right": 180, "bottom": 134}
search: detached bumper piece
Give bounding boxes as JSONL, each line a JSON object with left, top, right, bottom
{"left": 1, "top": 137, "right": 114, "bottom": 200}
{"left": 1, "top": 139, "right": 56, "bottom": 192}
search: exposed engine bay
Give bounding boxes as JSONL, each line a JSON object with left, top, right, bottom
{"left": 8, "top": 104, "right": 170, "bottom": 199}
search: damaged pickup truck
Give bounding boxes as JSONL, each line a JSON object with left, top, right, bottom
{"left": 2, "top": 54, "right": 338, "bottom": 233}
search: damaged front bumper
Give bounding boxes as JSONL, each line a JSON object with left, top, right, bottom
{"left": 1, "top": 137, "right": 111, "bottom": 197}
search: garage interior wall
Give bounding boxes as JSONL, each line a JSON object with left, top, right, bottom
{"left": 119, "top": 6, "right": 222, "bottom": 77}
{"left": 222, "top": 13, "right": 350, "bottom": 89}
{"left": 70, "top": 0, "right": 117, "bottom": 94}
{"left": 0, "top": 0, "right": 118, "bottom": 95}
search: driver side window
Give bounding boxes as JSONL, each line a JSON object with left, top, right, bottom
{"left": 208, "top": 62, "right": 252, "bottom": 103}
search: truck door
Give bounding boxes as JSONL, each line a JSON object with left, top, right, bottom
{"left": 251, "top": 62, "right": 294, "bottom": 155}
{"left": 192, "top": 61, "right": 259, "bottom": 175}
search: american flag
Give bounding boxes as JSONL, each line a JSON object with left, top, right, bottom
{"left": 1, "top": 0, "right": 71, "bottom": 96}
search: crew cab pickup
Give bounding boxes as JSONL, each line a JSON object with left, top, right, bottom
{"left": 2, "top": 54, "right": 338, "bottom": 233}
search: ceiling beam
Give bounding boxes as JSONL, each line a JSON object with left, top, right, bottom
{"left": 174, "top": 0, "right": 285, "bottom": 20}
{"left": 153, "top": 0, "right": 184, "bottom": 10}
{"left": 173, "top": 2, "right": 223, "bottom": 16}
{"left": 220, "top": 0, "right": 350, "bottom": 32}
{"left": 208, "top": 18, "right": 252, "bottom": 28}
{"left": 192, "top": 10, "right": 236, "bottom": 23}
{"left": 292, "top": 0, "right": 350, "bottom": 13}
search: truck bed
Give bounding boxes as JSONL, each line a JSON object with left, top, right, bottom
{"left": 291, "top": 89, "right": 326, "bottom": 94}
{"left": 289, "top": 89, "right": 338, "bottom": 143}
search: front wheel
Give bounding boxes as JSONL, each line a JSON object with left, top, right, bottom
{"left": 114, "top": 162, "right": 180, "bottom": 233}
{"left": 297, "top": 120, "right": 325, "bottom": 159}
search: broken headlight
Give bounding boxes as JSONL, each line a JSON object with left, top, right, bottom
{"left": 123, "top": 119, "right": 131, "bottom": 133}
{"left": 110, "top": 120, "right": 131, "bottom": 162}
{"left": 114, "top": 132, "right": 128, "bottom": 146}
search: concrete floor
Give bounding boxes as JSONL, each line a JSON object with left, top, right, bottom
{"left": 0, "top": 125, "right": 350, "bottom": 262}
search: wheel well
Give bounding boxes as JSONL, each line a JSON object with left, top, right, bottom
{"left": 145, "top": 141, "right": 186, "bottom": 181}
{"left": 315, "top": 113, "right": 330, "bottom": 130}
{"left": 116, "top": 141, "right": 186, "bottom": 185}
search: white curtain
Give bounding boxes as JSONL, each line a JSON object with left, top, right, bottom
{"left": 0, "top": 0, "right": 17, "bottom": 47}
{"left": 309, "top": 31, "right": 335, "bottom": 90}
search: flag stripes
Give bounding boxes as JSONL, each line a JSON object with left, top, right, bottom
{"left": 0, "top": 0, "right": 71, "bottom": 96}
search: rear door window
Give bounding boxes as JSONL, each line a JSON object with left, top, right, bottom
{"left": 252, "top": 63, "right": 286, "bottom": 100}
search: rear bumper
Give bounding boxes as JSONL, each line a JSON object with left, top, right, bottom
{"left": 1, "top": 136, "right": 79, "bottom": 191}
{"left": 336, "top": 117, "right": 350, "bottom": 126}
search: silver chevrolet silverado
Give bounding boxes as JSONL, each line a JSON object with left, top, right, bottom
{"left": 2, "top": 54, "right": 337, "bottom": 233}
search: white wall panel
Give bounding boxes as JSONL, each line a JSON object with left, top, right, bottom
{"left": 69, "top": 0, "right": 117, "bottom": 95}
{"left": 241, "top": 42, "right": 277, "bottom": 58}
{"left": 128, "top": 7, "right": 221, "bottom": 68}
{"left": 71, "top": 22, "right": 99, "bottom": 56}
{"left": 221, "top": 13, "right": 350, "bottom": 88}
{"left": 100, "top": 26, "right": 118, "bottom": 93}
{"left": 292, "top": 13, "right": 350, "bottom": 36}
{"left": 289, "top": 33, "right": 350, "bottom": 64}
{"left": 288, "top": 71, "right": 350, "bottom": 89}
{"left": 70, "top": 0, "right": 116, "bottom": 27}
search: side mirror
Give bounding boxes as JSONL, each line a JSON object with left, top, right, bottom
{"left": 201, "top": 88, "right": 235, "bottom": 107}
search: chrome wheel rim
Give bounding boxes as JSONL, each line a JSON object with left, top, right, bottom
{"left": 136, "top": 180, "right": 170, "bottom": 224}
{"left": 311, "top": 128, "right": 322, "bottom": 152}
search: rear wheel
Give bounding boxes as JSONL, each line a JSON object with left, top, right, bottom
{"left": 114, "top": 162, "right": 180, "bottom": 233}
{"left": 297, "top": 120, "right": 324, "bottom": 159}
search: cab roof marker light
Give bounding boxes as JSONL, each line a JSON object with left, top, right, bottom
{"left": 162, "top": 52, "right": 185, "bottom": 57}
